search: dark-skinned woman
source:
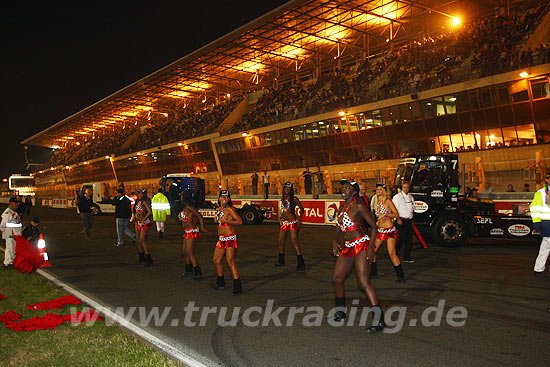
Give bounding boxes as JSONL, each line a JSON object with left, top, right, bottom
{"left": 276, "top": 182, "right": 306, "bottom": 270}
{"left": 132, "top": 189, "right": 154, "bottom": 267}
{"left": 212, "top": 190, "right": 243, "bottom": 295}
{"left": 179, "top": 191, "right": 207, "bottom": 280}
{"left": 332, "top": 180, "right": 385, "bottom": 334}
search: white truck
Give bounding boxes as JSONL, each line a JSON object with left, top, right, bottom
{"left": 78, "top": 182, "right": 115, "bottom": 215}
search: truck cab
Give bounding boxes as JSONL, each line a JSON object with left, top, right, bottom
{"left": 393, "top": 155, "right": 534, "bottom": 246}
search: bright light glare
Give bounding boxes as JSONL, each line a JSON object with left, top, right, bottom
{"left": 519, "top": 71, "right": 529, "bottom": 78}
{"left": 452, "top": 17, "right": 461, "bottom": 25}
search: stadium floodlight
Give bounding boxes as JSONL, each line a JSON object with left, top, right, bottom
{"left": 338, "top": 111, "right": 345, "bottom": 116}
{"left": 452, "top": 17, "right": 461, "bottom": 25}
{"left": 519, "top": 71, "right": 529, "bottom": 78}
{"left": 242, "top": 132, "right": 248, "bottom": 137}
{"left": 178, "top": 142, "right": 183, "bottom": 146}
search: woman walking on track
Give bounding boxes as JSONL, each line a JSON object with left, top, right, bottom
{"left": 132, "top": 189, "right": 154, "bottom": 267}
{"left": 179, "top": 191, "right": 207, "bottom": 280}
{"left": 332, "top": 180, "right": 385, "bottom": 334}
{"left": 276, "top": 182, "right": 306, "bottom": 270}
{"left": 372, "top": 183, "right": 406, "bottom": 282}
{"left": 212, "top": 190, "right": 243, "bottom": 295}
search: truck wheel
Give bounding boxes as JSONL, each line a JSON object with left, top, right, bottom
{"left": 241, "top": 207, "right": 260, "bottom": 225}
{"left": 432, "top": 216, "right": 467, "bottom": 247}
{"left": 91, "top": 205, "right": 101, "bottom": 216}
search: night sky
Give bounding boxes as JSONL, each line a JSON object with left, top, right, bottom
{"left": 1, "top": 0, "right": 289, "bottom": 179}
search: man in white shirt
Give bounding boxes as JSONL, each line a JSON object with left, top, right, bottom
{"left": 0, "top": 197, "right": 23, "bottom": 267}
{"left": 263, "top": 171, "right": 270, "bottom": 199}
{"left": 392, "top": 181, "right": 415, "bottom": 263}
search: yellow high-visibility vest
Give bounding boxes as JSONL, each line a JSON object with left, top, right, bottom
{"left": 151, "top": 193, "right": 171, "bottom": 221}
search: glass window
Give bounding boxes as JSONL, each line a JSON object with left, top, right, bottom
{"left": 264, "top": 133, "right": 273, "bottom": 145}
{"left": 421, "top": 100, "right": 435, "bottom": 117}
{"left": 304, "top": 125, "right": 314, "bottom": 139}
{"left": 512, "top": 90, "right": 529, "bottom": 103}
{"left": 502, "top": 126, "right": 518, "bottom": 146}
{"left": 356, "top": 114, "right": 366, "bottom": 130}
{"left": 381, "top": 108, "right": 393, "bottom": 126}
{"left": 469, "top": 91, "right": 480, "bottom": 109}
{"left": 310, "top": 123, "right": 320, "bottom": 137}
{"left": 348, "top": 116, "right": 358, "bottom": 131}
{"left": 450, "top": 133, "right": 464, "bottom": 151}
{"left": 339, "top": 118, "right": 349, "bottom": 132}
{"left": 455, "top": 92, "right": 470, "bottom": 112}
{"left": 438, "top": 135, "right": 452, "bottom": 153}
{"left": 474, "top": 130, "right": 487, "bottom": 149}
{"left": 390, "top": 105, "right": 402, "bottom": 124}
{"left": 317, "top": 121, "right": 328, "bottom": 136}
{"left": 431, "top": 97, "right": 445, "bottom": 116}
{"left": 480, "top": 88, "right": 494, "bottom": 107}
{"left": 409, "top": 102, "right": 422, "bottom": 120}
{"left": 487, "top": 128, "right": 504, "bottom": 148}
{"left": 443, "top": 96, "right": 457, "bottom": 114}
{"left": 371, "top": 110, "right": 382, "bottom": 127}
{"left": 461, "top": 132, "right": 477, "bottom": 150}
{"left": 399, "top": 104, "right": 411, "bottom": 122}
{"left": 249, "top": 136, "right": 257, "bottom": 148}
{"left": 531, "top": 79, "right": 550, "bottom": 99}
{"left": 496, "top": 85, "right": 510, "bottom": 105}
{"left": 516, "top": 124, "right": 536, "bottom": 145}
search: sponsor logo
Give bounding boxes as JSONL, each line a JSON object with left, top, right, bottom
{"left": 414, "top": 201, "right": 429, "bottom": 213}
{"left": 304, "top": 207, "right": 322, "bottom": 218}
{"left": 431, "top": 190, "right": 443, "bottom": 198}
{"left": 507, "top": 224, "right": 531, "bottom": 236}
{"left": 198, "top": 209, "right": 217, "bottom": 218}
{"left": 476, "top": 217, "right": 493, "bottom": 224}
{"left": 489, "top": 228, "right": 504, "bottom": 235}
{"left": 326, "top": 202, "right": 339, "bottom": 222}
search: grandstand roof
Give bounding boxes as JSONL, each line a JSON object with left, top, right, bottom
{"left": 22, "top": 0, "right": 495, "bottom": 148}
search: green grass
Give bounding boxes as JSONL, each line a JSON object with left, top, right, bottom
{"left": 0, "top": 268, "right": 181, "bottom": 367}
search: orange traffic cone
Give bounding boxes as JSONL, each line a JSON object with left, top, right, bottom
{"left": 37, "top": 233, "right": 52, "bottom": 267}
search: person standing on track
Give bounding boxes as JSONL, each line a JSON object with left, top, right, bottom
{"left": 393, "top": 181, "right": 415, "bottom": 263}
{"left": 530, "top": 174, "right": 550, "bottom": 275}
{"left": 152, "top": 188, "right": 170, "bottom": 239}
{"left": 212, "top": 190, "right": 243, "bottom": 295}
{"left": 132, "top": 189, "right": 154, "bottom": 267}
{"left": 276, "top": 182, "right": 306, "bottom": 270}
{"left": 77, "top": 188, "right": 94, "bottom": 240}
{"left": 372, "top": 183, "right": 406, "bottom": 282}
{"left": 331, "top": 180, "right": 385, "bottom": 334}
{"left": 0, "top": 197, "right": 22, "bottom": 268}
{"left": 179, "top": 191, "right": 207, "bottom": 280}
{"left": 112, "top": 188, "right": 135, "bottom": 247}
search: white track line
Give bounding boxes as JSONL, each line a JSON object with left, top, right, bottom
{"left": 0, "top": 246, "right": 217, "bottom": 367}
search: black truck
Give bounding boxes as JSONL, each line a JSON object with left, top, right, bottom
{"left": 159, "top": 174, "right": 272, "bottom": 225}
{"left": 393, "top": 154, "right": 535, "bottom": 246}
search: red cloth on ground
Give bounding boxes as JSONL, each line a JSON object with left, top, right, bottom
{"left": 13, "top": 235, "right": 44, "bottom": 273}
{"left": 0, "top": 294, "right": 6, "bottom": 300}
{"left": 26, "top": 295, "right": 81, "bottom": 310}
{"left": 0, "top": 310, "right": 22, "bottom": 322}
{"left": 3, "top": 310, "right": 103, "bottom": 331}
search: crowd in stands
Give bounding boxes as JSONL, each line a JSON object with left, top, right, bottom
{"left": 44, "top": 2, "right": 549, "bottom": 168}
{"left": 232, "top": 2, "right": 549, "bottom": 133}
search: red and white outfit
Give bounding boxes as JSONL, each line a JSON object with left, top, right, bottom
{"left": 375, "top": 201, "right": 398, "bottom": 241}
{"left": 135, "top": 201, "right": 152, "bottom": 231}
{"left": 180, "top": 210, "right": 200, "bottom": 240}
{"left": 280, "top": 199, "right": 299, "bottom": 231}
{"left": 0, "top": 207, "right": 22, "bottom": 266}
{"left": 215, "top": 208, "right": 237, "bottom": 249}
{"left": 337, "top": 202, "right": 369, "bottom": 258}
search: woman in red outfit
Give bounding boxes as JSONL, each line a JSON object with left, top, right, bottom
{"left": 179, "top": 191, "right": 207, "bottom": 280}
{"left": 276, "top": 182, "right": 305, "bottom": 270}
{"left": 332, "top": 180, "right": 385, "bottom": 334}
{"left": 132, "top": 189, "right": 153, "bottom": 267}
{"left": 212, "top": 190, "right": 243, "bottom": 295}
{"left": 372, "top": 183, "right": 405, "bottom": 282}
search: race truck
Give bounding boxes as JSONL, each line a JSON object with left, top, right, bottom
{"left": 159, "top": 174, "right": 272, "bottom": 225}
{"left": 393, "top": 154, "right": 536, "bottom": 247}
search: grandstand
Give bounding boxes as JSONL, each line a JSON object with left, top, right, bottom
{"left": 22, "top": 0, "right": 550, "bottom": 199}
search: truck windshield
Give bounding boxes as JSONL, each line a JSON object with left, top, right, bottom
{"left": 411, "top": 160, "right": 444, "bottom": 188}
{"left": 394, "top": 162, "right": 415, "bottom": 187}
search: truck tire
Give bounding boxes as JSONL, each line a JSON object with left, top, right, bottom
{"left": 91, "top": 205, "right": 101, "bottom": 216}
{"left": 240, "top": 207, "right": 260, "bottom": 225}
{"left": 432, "top": 215, "right": 467, "bottom": 247}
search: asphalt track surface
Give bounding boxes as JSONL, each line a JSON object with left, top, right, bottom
{"left": 5, "top": 205, "right": 550, "bottom": 367}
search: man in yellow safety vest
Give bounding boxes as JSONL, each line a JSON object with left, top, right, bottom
{"left": 529, "top": 174, "right": 550, "bottom": 275}
{"left": 151, "top": 188, "right": 171, "bottom": 239}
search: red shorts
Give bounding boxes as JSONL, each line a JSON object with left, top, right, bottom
{"left": 376, "top": 227, "right": 398, "bottom": 241}
{"left": 216, "top": 233, "right": 238, "bottom": 249}
{"left": 280, "top": 220, "right": 298, "bottom": 231}
{"left": 340, "top": 235, "right": 370, "bottom": 258}
{"left": 137, "top": 219, "right": 152, "bottom": 231}
{"left": 184, "top": 227, "right": 200, "bottom": 240}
